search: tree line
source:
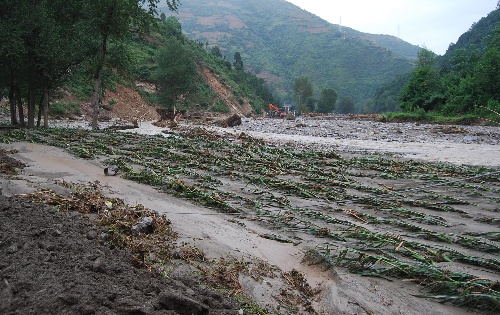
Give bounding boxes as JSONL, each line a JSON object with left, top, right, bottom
{"left": 0, "top": 0, "right": 179, "bottom": 129}
{"left": 400, "top": 24, "right": 500, "bottom": 116}
{"left": 291, "top": 76, "right": 358, "bottom": 115}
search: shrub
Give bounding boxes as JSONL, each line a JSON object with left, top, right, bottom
{"left": 49, "top": 101, "right": 81, "bottom": 116}
{"left": 210, "top": 99, "right": 230, "bottom": 113}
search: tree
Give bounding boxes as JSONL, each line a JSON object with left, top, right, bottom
{"left": 293, "top": 76, "right": 313, "bottom": 114}
{"left": 211, "top": 46, "right": 223, "bottom": 58}
{"left": 0, "top": 0, "right": 180, "bottom": 129}
{"left": 360, "top": 99, "right": 375, "bottom": 114}
{"left": 473, "top": 26, "right": 500, "bottom": 107}
{"left": 163, "top": 16, "right": 183, "bottom": 42}
{"left": 153, "top": 39, "right": 197, "bottom": 110}
{"left": 233, "top": 52, "right": 244, "bottom": 71}
{"left": 317, "top": 88, "right": 337, "bottom": 113}
{"left": 0, "top": 0, "right": 28, "bottom": 127}
{"left": 400, "top": 48, "right": 442, "bottom": 111}
{"left": 306, "top": 98, "right": 316, "bottom": 112}
{"left": 34, "top": 0, "right": 95, "bottom": 128}
{"left": 0, "top": 0, "right": 95, "bottom": 128}
{"left": 336, "top": 96, "right": 355, "bottom": 114}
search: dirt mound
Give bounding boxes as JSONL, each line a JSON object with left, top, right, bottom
{"left": 0, "top": 193, "right": 238, "bottom": 315}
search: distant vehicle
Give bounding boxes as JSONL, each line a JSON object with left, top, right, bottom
{"left": 267, "top": 104, "right": 289, "bottom": 118}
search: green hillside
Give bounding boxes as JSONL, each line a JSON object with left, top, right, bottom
{"left": 439, "top": 8, "right": 500, "bottom": 67}
{"left": 397, "top": 7, "right": 500, "bottom": 118}
{"left": 163, "top": 0, "right": 421, "bottom": 103}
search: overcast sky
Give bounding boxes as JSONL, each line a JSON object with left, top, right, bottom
{"left": 286, "top": 0, "right": 498, "bottom": 55}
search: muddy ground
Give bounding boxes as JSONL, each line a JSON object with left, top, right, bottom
{"left": 0, "top": 193, "right": 238, "bottom": 315}
{"left": 0, "top": 116, "right": 499, "bottom": 315}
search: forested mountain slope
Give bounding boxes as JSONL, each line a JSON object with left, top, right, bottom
{"left": 440, "top": 8, "right": 500, "bottom": 67}
{"left": 163, "top": 0, "right": 421, "bottom": 103}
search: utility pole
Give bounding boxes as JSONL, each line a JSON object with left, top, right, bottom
{"left": 339, "top": 16, "right": 345, "bottom": 39}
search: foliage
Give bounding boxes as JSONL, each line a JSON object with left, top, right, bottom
{"left": 397, "top": 9, "right": 500, "bottom": 117}
{"left": 233, "top": 52, "right": 244, "bottom": 71}
{"left": 210, "top": 99, "right": 231, "bottom": 113}
{"left": 163, "top": 16, "right": 184, "bottom": 42}
{"left": 366, "top": 72, "right": 411, "bottom": 113}
{"left": 85, "top": 0, "right": 181, "bottom": 129}
{"left": 400, "top": 48, "right": 443, "bottom": 112}
{"left": 336, "top": 96, "right": 355, "bottom": 114}
{"left": 293, "top": 77, "right": 313, "bottom": 114}
{"left": 0, "top": 0, "right": 180, "bottom": 129}
{"left": 49, "top": 101, "right": 81, "bottom": 116}
{"left": 0, "top": 0, "right": 96, "bottom": 128}
{"left": 441, "top": 8, "right": 500, "bottom": 63}
{"left": 153, "top": 39, "right": 197, "bottom": 108}
{"left": 211, "top": 46, "right": 223, "bottom": 58}
{"left": 0, "top": 0, "right": 277, "bottom": 125}
{"left": 317, "top": 88, "right": 337, "bottom": 113}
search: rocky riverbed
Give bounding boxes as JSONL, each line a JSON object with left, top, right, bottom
{"left": 223, "top": 117, "right": 500, "bottom": 166}
{"left": 233, "top": 116, "right": 500, "bottom": 144}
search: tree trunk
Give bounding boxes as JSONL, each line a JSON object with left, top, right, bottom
{"left": 91, "top": 64, "right": 104, "bottom": 129}
{"left": 36, "top": 93, "right": 43, "bottom": 128}
{"left": 91, "top": 35, "right": 108, "bottom": 129}
{"left": 15, "top": 84, "right": 25, "bottom": 128}
{"left": 26, "top": 0, "right": 38, "bottom": 129}
{"left": 43, "top": 87, "right": 49, "bottom": 128}
{"left": 8, "top": 84, "right": 18, "bottom": 126}
{"left": 27, "top": 85, "right": 36, "bottom": 129}
{"left": 91, "top": 0, "right": 117, "bottom": 130}
{"left": 37, "top": 81, "right": 49, "bottom": 128}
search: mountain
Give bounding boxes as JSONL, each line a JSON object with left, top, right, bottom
{"left": 162, "top": 0, "right": 421, "bottom": 104}
{"left": 440, "top": 8, "right": 500, "bottom": 66}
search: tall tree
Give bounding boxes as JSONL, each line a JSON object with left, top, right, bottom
{"left": 153, "top": 39, "right": 197, "bottom": 110}
{"left": 0, "top": 0, "right": 28, "bottom": 126}
{"left": 317, "top": 88, "right": 337, "bottom": 113}
{"left": 0, "top": 0, "right": 182, "bottom": 129}
{"left": 293, "top": 76, "right": 313, "bottom": 115}
{"left": 36, "top": 0, "right": 94, "bottom": 128}
{"left": 211, "top": 46, "right": 223, "bottom": 58}
{"left": 400, "top": 48, "right": 442, "bottom": 111}
{"left": 233, "top": 52, "right": 243, "bottom": 71}
{"left": 336, "top": 96, "right": 355, "bottom": 114}
{"left": 163, "top": 16, "right": 183, "bottom": 42}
